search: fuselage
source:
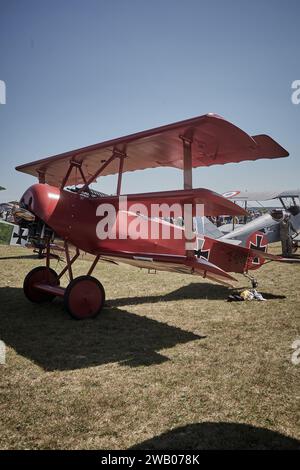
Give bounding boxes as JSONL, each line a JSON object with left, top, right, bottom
{"left": 20, "top": 183, "right": 191, "bottom": 257}
{"left": 20, "top": 183, "right": 268, "bottom": 275}
{"left": 221, "top": 211, "right": 300, "bottom": 244}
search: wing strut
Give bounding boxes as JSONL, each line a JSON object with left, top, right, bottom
{"left": 181, "top": 136, "right": 193, "bottom": 190}
{"left": 116, "top": 152, "right": 126, "bottom": 195}
{"left": 180, "top": 135, "right": 194, "bottom": 257}
{"left": 77, "top": 149, "right": 127, "bottom": 195}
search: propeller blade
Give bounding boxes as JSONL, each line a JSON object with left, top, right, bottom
{"left": 13, "top": 207, "right": 35, "bottom": 222}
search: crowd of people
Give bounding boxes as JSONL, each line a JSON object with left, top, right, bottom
{"left": 207, "top": 210, "right": 265, "bottom": 228}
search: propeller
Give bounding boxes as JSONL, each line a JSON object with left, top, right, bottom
{"left": 13, "top": 206, "right": 35, "bottom": 222}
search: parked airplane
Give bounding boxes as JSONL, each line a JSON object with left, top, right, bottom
{"left": 13, "top": 114, "right": 294, "bottom": 319}
{"left": 0, "top": 198, "right": 29, "bottom": 247}
{"left": 220, "top": 190, "right": 300, "bottom": 253}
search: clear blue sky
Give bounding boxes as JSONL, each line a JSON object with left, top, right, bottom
{"left": 1, "top": 0, "right": 299, "bottom": 202}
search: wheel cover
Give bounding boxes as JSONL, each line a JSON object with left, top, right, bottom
{"left": 67, "top": 278, "right": 104, "bottom": 319}
{"left": 24, "top": 267, "right": 59, "bottom": 302}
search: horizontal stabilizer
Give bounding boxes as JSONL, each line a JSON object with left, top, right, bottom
{"left": 250, "top": 248, "right": 300, "bottom": 263}
{"left": 186, "top": 256, "right": 237, "bottom": 287}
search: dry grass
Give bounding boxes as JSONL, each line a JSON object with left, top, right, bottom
{"left": 0, "top": 244, "right": 299, "bottom": 449}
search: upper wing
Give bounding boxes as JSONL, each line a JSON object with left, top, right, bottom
{"left": 16, "top": 114, "right": 289, "bottom": 187}
{"left": 278, "top": 190, "right": 300, "bottom": 199}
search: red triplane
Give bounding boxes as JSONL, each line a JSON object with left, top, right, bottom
{"left": 14, "top": 114, "right": 290, "bottom": 319}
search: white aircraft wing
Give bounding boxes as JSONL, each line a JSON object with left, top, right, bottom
{"left": 223, "top": 189, "right": 300, "bottom": 201}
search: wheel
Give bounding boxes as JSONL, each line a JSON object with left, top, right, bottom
{"left": 64, "top": 275, "right": 105, "bottom": 320}
{"left": 23, "top": 266, "right": 60, "bottom": 303}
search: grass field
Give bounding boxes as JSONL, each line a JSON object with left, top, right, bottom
{"left": 0, "top": 244, "right": 299, "bottom": 449}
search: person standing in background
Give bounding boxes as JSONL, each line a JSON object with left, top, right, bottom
{"left": 280, "top": 214, "right": 293, "bottom": 257}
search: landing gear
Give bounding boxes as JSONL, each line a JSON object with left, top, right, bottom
{"left": 64, "top": 275, "right": 105, "bottom": 320}
{"left": 23, "top": 266, "right": 60, "bottom": 303}
{"left": 22, "top": 241, "right": 105, "bottom": 319}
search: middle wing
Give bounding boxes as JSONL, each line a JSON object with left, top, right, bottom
{"left": 106, "top": 188, "right": 248, "bottom": 217}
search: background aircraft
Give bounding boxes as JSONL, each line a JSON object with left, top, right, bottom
{"left": 0, "top": 218, "right": 29, "bottom": 247}
{"left": 0, "top": 189, "right": 29, "bottom": 247}
{"left": 219, "top": 190, "right": 300, "bottom": 252}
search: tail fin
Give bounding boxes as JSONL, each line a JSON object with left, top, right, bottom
{"left": 195, "top": 216, "right": 224, "bottom": 239}
{"left": 245, "top": 231, "right": 268, "bottom": 270}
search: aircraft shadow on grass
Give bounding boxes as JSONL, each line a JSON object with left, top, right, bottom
{"left": 0, "top": 254, "right": 39, "bottom": 260}
{"left": 108, "top": 282, "right": 286, "bottom": 308}
{"left": 130, "top": 422, "right": 300, "bottom": 450}
{"left": 0, "top": 286, "right": 205, "bottom": 371}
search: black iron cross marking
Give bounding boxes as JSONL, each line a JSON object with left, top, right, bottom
{"left": 249, "top": 234, "right": 267, "bottom": 264}
{"left": 195, "top": 239, "right": 210, "bottom": 260}
{"left": 195, "top": 248, "right": 210, "bottom": 260}
{"left": 13, "top": 228, "right": 28, "bottom": 245}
